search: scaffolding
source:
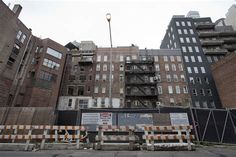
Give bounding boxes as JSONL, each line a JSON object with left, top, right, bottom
{"left": 124, "top": 56, "right": 158, "bottom": 108}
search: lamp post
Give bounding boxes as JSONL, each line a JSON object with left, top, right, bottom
{"left": 106, "top": 13, "right": 113, "bottom": 108}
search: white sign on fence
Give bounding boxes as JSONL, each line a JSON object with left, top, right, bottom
{"left": 170, "top": 113, "right": 189, "bottom": 125}
{"left": 82, "top": 112, "right": 112, "bottom": 125}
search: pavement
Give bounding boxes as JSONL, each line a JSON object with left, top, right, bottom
{"left": 0, "top": 146, "right": 236, "bottom": 157}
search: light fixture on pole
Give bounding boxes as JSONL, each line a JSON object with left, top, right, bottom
{"left": 106, "top": 13, "right": 113, "bottom": 108}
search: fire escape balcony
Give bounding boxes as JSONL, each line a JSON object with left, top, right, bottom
{"left": 224, "top": 45, "right": 236, "bottom": 51}
{"left": 125, "top": 82, "right": 156, "bottom": 86}
{"left": 200, "top": 39, "right": 224, "bottom": 46}
{"left": 219, "top": 31, "right": 236, "bottom": 37}
{"left": 125, "top": 59, "right": 154, "bottom": 64}
{"left": 195, "top": 22, "right": 215, "bottom": 29}
{"left": 202, "top": 48, "right": 228, "bottom": 55}
{"left": 78, "top": 56, "right": 93, "bottom": 64}
{"left": 223, "top": 37, "right": 236, "bottom": 44}
{"left": 125, "top": 70, "right": 155, "bottom": 74}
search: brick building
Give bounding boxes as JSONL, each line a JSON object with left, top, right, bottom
{"left": 211, "top": 53, "right": 236, "bottom": 108}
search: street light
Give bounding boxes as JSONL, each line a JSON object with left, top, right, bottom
{"left": 106, "top": 13, "right": 113, "bottom": 108}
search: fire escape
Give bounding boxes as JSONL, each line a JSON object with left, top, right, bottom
{"left": 124, "top": 56, "right": 158, "bottom": 108}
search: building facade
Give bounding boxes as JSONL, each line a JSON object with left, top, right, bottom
{"left": 225, "top": 4, "right": 236, "bottom": 31}
{"left": 211, "top": 53, "right": 236, "bottom": 108}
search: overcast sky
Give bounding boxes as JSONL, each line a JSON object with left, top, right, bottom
{"left": 3, "top": 0, "right": 235, "bottom": 48}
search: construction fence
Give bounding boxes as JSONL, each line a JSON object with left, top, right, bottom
{"left": 57, "top": 107, "right": 236, "bottom": 144}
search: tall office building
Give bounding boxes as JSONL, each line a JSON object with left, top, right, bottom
{"left": 225, "top": 4, "right": 236, "bottom": 30}
{"left": 160, "top": 16, "right": 222, "bottom": 108}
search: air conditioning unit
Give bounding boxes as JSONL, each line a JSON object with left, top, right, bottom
{"left": 153, "top": 76, "right": 158, "bottom": 81}
{"left": 156, "top": 101, "right": 161, "bottom": 106}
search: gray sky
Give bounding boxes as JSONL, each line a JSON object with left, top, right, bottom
{"left": 3, "top": 0, "right": 235, "bottom": 48}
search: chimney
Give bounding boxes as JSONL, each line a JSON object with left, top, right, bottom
{"left": 12, "top": 4, "right": 22, "bottom": 17}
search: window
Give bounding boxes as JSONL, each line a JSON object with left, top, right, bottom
{"left": 166, "top": 74, "right": 171, "bottom": 82}
{"left": 180, "top": 75, "right": 185, "bottom": 82}
{"left": 172, "top": 34, "right": 175, "bottom": 40}
{"left": 190, "top": 29, "right": 194, "bottom": 34}
{"left": 192, "top": 89, "right": 197, "bottom": 96}
{"left": 94, "top": 87, "right": 98, "bottom": 93}
{"left": 176, "top": 86, "right": 181, "bottom": 94}
{"left": 163, "top": 56, "right": 168, "bottom": 62}
{"left": 154, "top": 56, "right": 159, "bottom": 62}
{"left": 210, "top": 101, "right": 215, "bottom": 108}
{"left": 170, "top": 56, "right": 175, "bottom": 62}
{"left": 156, "top": 74, "right": 161, "bottom": 82}
{"left": 16, "top": 30, "right": 22, "bottom": 40}
{"left": 112, "top": 64, "right": 114, "bottom": 71}
{"left": 120, "top": 64, "right": 124, "bottom": 71}
{"left": 170, "top": 98, "right": 175, "bottom": 104}
{"left": 187, "top": 67, "right": 192, "bottom": 73}
{"left": 187, "top": 21, "right": 191, "bottom": 26}
{"left": 119, "top": 74, "right": 124, "bottom": 81}
{"left": 165, "top": 64, "right": 169, "bottom": 71}
{"left": 189, "top": 77, "right": 195, "bottom": 84}
{"left": 20, "top": 34, "right": 26, "bottom": 43}
{"left": 176, "top": 21, "right": 180, "bottom": 26}
{"left": 39, "top": 47, "right": 43, "bottom": 53}
{"left": 12, "top": 44, "right": 20, "bottom": 55}
{"left": 181, "top": 21, "right": 186, "bottom": 26}
{"left": 158, "top": 86, "right": 163, "bottom": 94}
{"left": 102, "top": 87, "right": 106, "bottom": 93}
{"left": 195, "top": 101, "right": 200, "bottom": 108}
{"left": 170, "top": 27, "right": 173, "bottom": 32}
{"left": 183, "top": 86, "right": 188, "bottom": 93}
{"left": 171, "top": 64, "right": 176, "bottom": 71}
{"left": 201, "top": 67, "right": 206, "bottom": 73}
{"left": 206, "top": 89, "right": 212, "bottom": 96}
{"left": 186, "top": 37, "right": 190, "bottom": 43}
{"left": 177, "top": 56, "right": 182, "bottom": 62}
{"left": 173, "top": 74, "right": 178, "bottom": 82}
{"left": 79, "top": 75, "right": 86, "bottom": 82}
{"left": 102, "top": 74, "right": 107, "bottom": 81}
{"left": 194, "top": 67, "right": 199, "bottom": 73}
{"left": 97, "top": 55, "right": 101, "bottom": 62}
{"left": 178, "top": 29, "right": 182, "bottom": 34}
{"left": 191, "top": 56, "right": 196, "bottom": 62}
{"left": 213, "top": 56, "right": 218, "bottom": 62}
{"left": 195, "top": 46, "right": 199, "bottom": 52}
{"left": 197, "top": 56, "right": 202, "bottom": 62}
{"left": 182, "top": 46, "right": 187, "bottom": 53}
{"left": 207, "top": 56, "right": 212, "bottom": 62}
{"left": 120, "top": 88, "right": 124, "bottom": 94}
{"left": 203, "top": 101, "right": 208, "bottom": 108}
{"left": 132, "top": 55, "right": 137, "bottom": 59}
{"left": 192, "top": 37, "right": 197, "bottom": 43}
{"left": 68, "top": 99, "right": 72, "bottom": 107}
{"left": 188, "top": 46, "right": 193, "bottom": 52}
{"left": 120, "top": 56, "right": 124, "bottom": 62}
{"left": 155, "top": 64, "right": 160, "bottom": 71}
{"left": 68, "top": 86, "right": 74, "bottom": 95}
{"left": 43, "top": 58, "right": 60, "bottom": 70}
{"left": 180, "top": 38, "right": 184, "bottom": 43}
{"left": 178, "top": 64, "right": 183, "bottom": 71}
{"left": 196, "top": 77, "right": 202, "bottom": 84}
{"left": 47, "top": 48, "right": 62, "bottom": 59}
{"left": 39, "top": 71, "right": 57, "bottom": 82}
{"left": 168, "top": 86, "right": 173, "bottom": 94}
{"left": 204, "top": 77, "right": 209, "bottom": 84}
{"left": 103, "top": 64, "right": 107, "bottom": 71}
{"left": 184, "top": 56, "right": 189, "bottom": 62}
{"left": 104, "top": 55, "right": 107, "bottom": 62}
{"left": 183, "top": 29, "right": 188, "bottom": 34}
{"left": 200, "top": 89, "right": 205, "bottom": 96}
{"left": 96, "top": 64, "right": 100, "bottom": 71}
{"left": 95, "top": 74, "right": 100, "bottom": 81}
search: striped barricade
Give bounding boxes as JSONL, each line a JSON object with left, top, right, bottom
{"left": 0, "top": 125, "right": 87, "bottom": 150}
{"left": 142, "top": 125, "right": 195, "bottom": 151}
{"left": 95, "top": 125, "right": 139, "bottom": 150}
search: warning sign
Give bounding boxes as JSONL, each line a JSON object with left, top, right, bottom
{"left": 170, "top": 113, "right": 189, "bottom": 126}
{"left": 82, "top": 112, "right": 112, "bottom": 125}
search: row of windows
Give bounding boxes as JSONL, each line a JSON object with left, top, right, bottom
{"left": 97, "top": 55, "right": 137, "bottom": 62}
{"left": 189, "top": 77, "right": 209, "bottom": 84}
{"left": 194, "top": 101, "right": 215, "bottom": 108}
{"left": 43, "top": 58, "right": 60, "bottom": 70}
{"left": 95, "top": 73, "right": 121, "bottom": 81}
{"left": 67, "top": 86, "right": 90, "bottom": 96}
{"left": 178, "top": 28, "right": 194, "bottom": 35}
{"left": 94, "top": 86, "right": 124, "bottom": 94}
{"left": 46, "top": 48, "right": 62, "bottom": 59}
{"left": 184, "top": 56, "right": 202, "bottom": 63}
{"left": 180, "top": 37, "right": 197, "bottom": 44}
{"left": 206, "top": 55, "right": 224, "bottom": 63}
{"left": 156, "top": 74, "right": 186, "bottom": 82}
{"left": 165, "top": 85, "right": 188, "bottom": 94}
{"left": 16, "top": 30, "right": 27, "bottom": 44}
{"left": 182, "top": 46, "right": 199, "bottom": 53}
{"left": 187, "top": 66, "right": 206, "bottom": 74}
{"left": 163, "top": 63, "right": 183, "bottom": 71}
{"left": 162, "top": 56, "right": 182, "bottom": 62}
{"left": 39, "top": 71, "right": 57, "bottom": 82}
{"left": 96, "top": 64, "right": 114, "bottom": 71}
{"left": 192, "top": 89, "right": 212, "bottom": 96}
{"left": 176, "top": 21, "right": 192, "bottom": 27}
